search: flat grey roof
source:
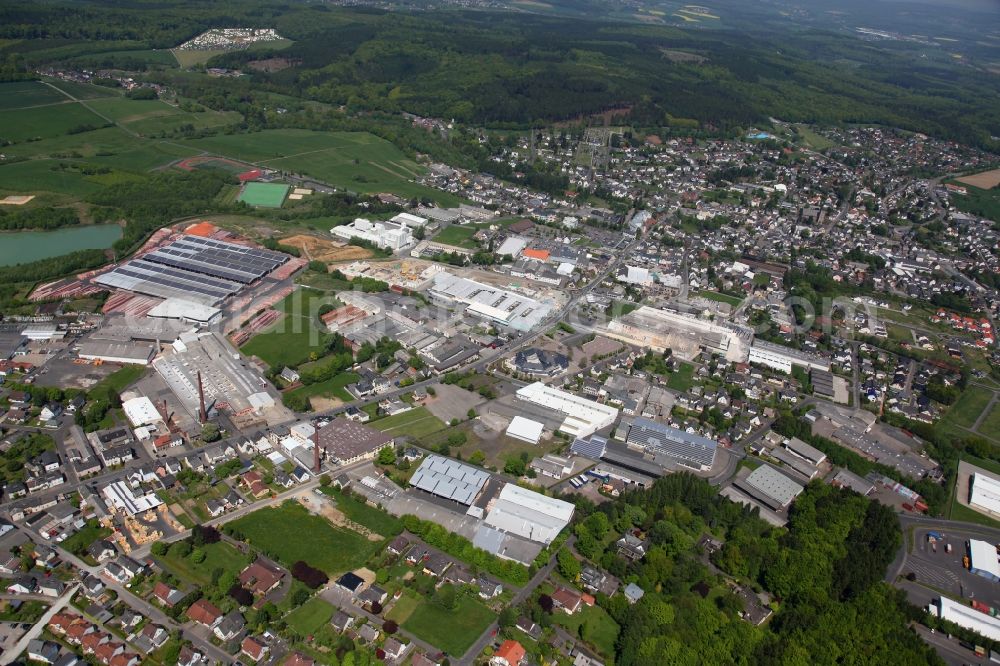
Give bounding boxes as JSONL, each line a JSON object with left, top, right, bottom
{"left": 740, "top": 465, "right": 803, "bottom": 508}
{"left": 410, "top": 455, "right": 491, "bottom": 505}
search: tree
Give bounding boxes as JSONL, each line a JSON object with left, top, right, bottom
{"left": 319, "top": 473, "right": 331, "bottom": 487}
{"left": 557, "top": 547, "right": 581, "bottom": 581}
{"left": 499, "top": 606, "right": 518, "bottom": 630}
{"left": 383, "top": 619, "right": 398, "bottom": 634}
{"left": 377, "top": 446, "right": 396, "bottom": 465}
{"left": 433, "top": 584, "right": 459, "bottom": 610}
{"left": 504, "top": 456, "right": 527, "bottom": 476}
{"left": 190, "top": 548, "right": 206, "bottom": 564}
{"left": 151, "top": 541, "right": 168, "bottom": 557}
{"left": 467, "top": 408, "right": 477, "bottom": 419}
{"left": 538, "top": 594, "right": 554, "bottom": 613}
{"left": 201, "top": 422, "right": 220, "bottom": 442}
{"left": 229, "top": 584, "right": 253, "bottom": 606}
{"left": 289, "top": 586, "right": 311, "bottom": 607}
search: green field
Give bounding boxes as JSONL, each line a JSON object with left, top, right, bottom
{"left": 157, "top": 541, "right": 248, "bottom": 587}
{"left": 319, "top": 487, "right": 403, "bottom": 537}
{"left": 698, "top": 290, "right": 743, "bottom": 307}
{"left": 0, "top": 81, "right": 69, "bottom": 110}
{"left": 943, "top": 385, "right": 994, "bottom": 430}
{"left": 45, "top": 79, "right": 122, "bottom": 100}
{"left": 980, "top": 400, "right": 1000, "bottom": 436}
{"left": 226, "top": 501, "right": 378, "bottom": 574}
{"left": 85, "top": 97, "right": 241, "bottom": 136}
{"left": 0, "top": 160, "right": 106, "bottom": 198}
{"left": 283, "top": 372, "right": 358, "bottom": 405}
{"left": 2, "top": 103, "right": 108, "bottom": 142}
{"left": 172, "top": 39, "right": 294, "bottom": 68}
{"left": 240, "top": 288, "right": 342, "bottom": 369}
{"left": 238, "top": 181, "right": 290, "bottom": 208}
{"left": 553, "top": 603, "right": 620, "bottom": 662}
{"left": 398, "top": 593, "right": 495, "bottom": 655}
{"left": 59, "top": 521, "right": 111, "bottom": 557}
{"left": 285, "top": 597, "right": 335, "bottom": 636}
{"left": 432, "top": 225, "right": 478, "bottom": 249}
{"left": 666, "top": 361, "right": 696, "bottom": 392}
{"left": 183, "top": 130, "right": 458, "bottom": 205}
{"left": 371, "top": 406, "right": 448, "bottom": 438}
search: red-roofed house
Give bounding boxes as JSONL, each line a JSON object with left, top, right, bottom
{"left": 491, "top": 640, "right": 526, "bottom": 666}
{"left": 241, "top": 636, "right": 269, "bottom": 662}
{"left": 187, "top": 599, "right": 222, "bottom": 627}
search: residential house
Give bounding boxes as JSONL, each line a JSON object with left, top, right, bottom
{"left": 213, "top": 611, "right": 245, "bottom": 641}
{"left": 382, "top": 637, "right": 409, "bottom": 661}
{"left": 27, "top": 639, "right": 61, "bottom": 664}
{"left": 331, "top": 610, "right": 356, "bottom": 633}
{"left": 623, "top": 583, "right": 645, "bottom": 604}
{"left": 615, "top": 533, "right": 648, "bottom": 561}
{"left": 551, "top": 587, "right": 583, "bottom": 615}
{"left": 239, "top": 559, "right": 284, "bottom": 596}
{"left": 491, "top": 640, "right": 526, "bottom": 666}
{"left": 357, "top": 624, "right": 379, "bottom": 644}
{"left": 358, "top": 585, "right": 387, "bottom": 609}
{"left": 386, "top": 535, "right": 409, "bottom": 556}
{"left": 186, "top": 599, "right": 222, "bottom": 628}
{"left": 39, "top": 578, "right": 65, "bottom": 597}
{"left": 241, "top": 636, "right": 269, "bottom": 663}
{"left": 477, "top": 576, "right": 503, "bottom": 600}
{"left": 283, "top": 652, "right": 315, "bottom": 666}
{"left": 151, "top": 582, "right": 184, "bottom": 608}
{"left": 87, "top": 540, "right": 116, "bottom": 563}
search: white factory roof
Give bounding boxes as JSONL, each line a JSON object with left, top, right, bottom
{"left": 147, "top": 298, "right": 221, "bottom": 324}
{"left": 102, "top": 480, "right": 163, "bottom": 516}
{"left": 122, "top": 397, "right": 163, "bottom": 428}
{"left": 936, "top": 595, "right": 1000, "bottom": 642}
{"left": 516, "top": 382, "right": 619, "bottom": 438}
{"left": 430, "top": 272, "right": 552, "bottom": 332}
{"left": 496, "top": 236, "right": 528, "bottom": 257}
{"left": 970, "top": 539, "right": 1000, "bottom": 578}
{"left": 506, "top": 416, "right": 544, "bottom": 445}
{"left": 410, "top": 454, "right": 491, "bottom": 505}
{"left": 744, "top": 465, "right": 804, "bottom": 508}
{"left": 970, "top": 473, "right": 1000, "bottom": 515}
{"left": 391, "top": 212, "right": 429, "bottom": 227}
{"left": 484, "top": 483, "right": 574, "bottom": 545}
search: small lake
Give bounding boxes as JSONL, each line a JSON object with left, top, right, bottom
{"left": 0, "top": 224, "right": 122, "bottom": 266}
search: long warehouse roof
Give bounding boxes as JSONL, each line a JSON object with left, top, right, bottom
{"left": 971, "top": 473, "right": 1000, "bottom": 515}
{"left": 409, "top": 454, "right": 491, "bottom": 505}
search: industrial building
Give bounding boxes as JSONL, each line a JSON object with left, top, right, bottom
{"left": 146, "top": 298, "right": 222, "bottom": 326}
{"left": 409, "top": 455, "right": 490, "bottom": 506}
{"left": 783, "top": 437, "right": 827, "bottom": 466}
{"left": 831, "top": 469, "right": 875, "bottom": 496}
{"left": 931, "top": 596, "right": 1000, "bottom": 642}
{"left": 969, "top": 473, "right": 1000, "bottom": 517}
{"left": 428, "top": 272, "right": 553, "bottom": 332}
{"left": 77, "top": 340, "right": 157, "bottom": 366}
{"left": 95, "top": 235, "right": 289, "bottom": 305}
{"left": 506, "top": 416, "right": 545, "bottom": 445}
{"left": 505, "top": 348, "right": 569, "bottom": 377}
{"left": 969, "top": 539, "right": 1000, "bottom": 582}
{"left": 484, "top": 483, "right": 574, "bottom": 545}
{"left": 624, "top": 417, "right": 717, "bottom": 471}
{"left": 515, "top": 382, "right": 619, "bottom": 438}
{"left": 331, "top": 218, "right": 414, "bottom": 251}
{"left": 315, "top": 418, "right": 394, "bottom": 465}
{"left": 605, "top": 306, "right": 749, "bottom": 362}
{"left": 770, "top": 447, "right": 819, "bottom": 481}
{"left": 122, "top": 397, "right": 163, "bottom": 428}
{"left": 747, "top": 340, "right": 831, "bottom": 374}
{"left": 735, "top": 465, "right": 804, "bottom": 510}
{"left": 102, "top": 480, "right": 163, "bottom": 516}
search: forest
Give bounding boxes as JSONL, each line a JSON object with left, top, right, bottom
{"left": 565, "top": 473, "right": 941, "bottom": 665}
{"left": 1, "top": 1, "right": 999, "bottom": 148}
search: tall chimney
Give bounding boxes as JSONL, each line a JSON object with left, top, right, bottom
{"left": 197, "top": 371, "right": 207, "bottom": 423}
{"left": 312, "top": 429, "right": 321, "bottom": 475}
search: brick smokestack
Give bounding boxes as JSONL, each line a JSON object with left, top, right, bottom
{"left": 312, "top": 428, "right": 321, "bottom": 474}
{"left": 197, "top": 371, "right": 207, "bottom": 423}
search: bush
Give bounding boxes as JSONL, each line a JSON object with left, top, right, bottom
{"left": 383, "top": 619, "right": 398, "bottom": 634}
{"left": 291, "top": 560, "right": 329, "bottom": 589}
{"left": 229, "top": 584, "right": 253, "bottom": 606}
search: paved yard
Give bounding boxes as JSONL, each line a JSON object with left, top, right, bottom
{"left": 424, "top": 384, "right": 487, "bottom": 424}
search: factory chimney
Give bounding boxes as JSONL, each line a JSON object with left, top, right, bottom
{"left": 312, "top": 428, "right": 322, "bottom": 475}
{"left": 197, "top": 371, "right": 207, "bottom": 423}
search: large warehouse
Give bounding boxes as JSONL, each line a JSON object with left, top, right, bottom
{"left": 735, "top": 465, "right": 804, "bottom": 511}
{"left": 429, "top": 271, "right": 553, "bottom": 332}
{"left": 515, "top": 382, "right": 619, "bottom": 438}
{"left": 748, "top": 340, "right": 831, "bottom": 373}
{"left": 932, "top": 596, "right": 1000, "bottom": 642}
{"left": 970, "top": 472, "right": 1000, "bottom": 517}
{"left": 605, "top": 306, "right": 749, "bottom": 362}
{"left": 484, "top": 483, "right": 574, "bottom": 545}
{"left": 410, "top": 455, "right": 490, "bottom": 506}
{"left": 968, "top": 539, "right": 1000, "bottom": 582}
{"left": 625, "top": 417, "right": 717, "bottom": 471}
{"left": 95, "top": 235, "right": 289, "bottom": 305}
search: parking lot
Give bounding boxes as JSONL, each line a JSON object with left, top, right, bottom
{"left": 903, "top": 526, "right": 1000, "bottom": 608}
{"left": 387, "top": 490, "right": 481, "bottom": 541}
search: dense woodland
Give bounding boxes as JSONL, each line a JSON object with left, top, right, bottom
{"left": 564, "top": 474, "right": 940, "bottom": 665}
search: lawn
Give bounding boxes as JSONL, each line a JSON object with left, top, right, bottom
{"left": 666, "top": 361, "right": 696, "bottom": 392}
{"left": 400, "top": 593, "right": 495, "bottom": 656}
{"left": 432, "top": 225, "right": 479, "bottom": 249}
{"left": 285, "top": 597, "right": 335, "bottom": 636}
{"left": 552, "top": 603, "right": 620, "bottom": 662}
{"left": 698, "top": 290, "right": 743, "bottom": 307}
{"left": 60, "top": 521, "right": 111, "bottom": 557}
{"left": 371, "top": 406, "right": 448, "bottom": 438}
{"left": 240, "top": 288, "right": 342, "bottom": 369}
{"left": 157, "top": 541, "right": 247, "bottom": 587}
{"left": 319, "top": 487, "right": 403, "bottom": 537}
{"left": 943, "top": 385, "right": 994, "bottom": 429}
{"left": 182, "top": 129, "right": 459, "bottom": 205}
{"left": 979, "top": 401, "right": 1000, "bottom": 436}
{"left": 284, "top": 372, "right": 358, "bottom": 405}
{"left": 385, "top": 591, "right": 420, "bottom": 623}
{"left": 100, "top": 364, "right": 148, "bottom": 393}
{"left": 226, "top": 501, "right": 377, "bottom": 574}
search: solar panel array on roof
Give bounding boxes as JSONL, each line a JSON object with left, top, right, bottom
{"left": 93, "top": 235, "right": 288, "bottom": 305}
{"left": 409, "top": 454, "right": 491, "bottom": 505}
{"left": 626, "top": 417, "right": 717, "bottom": 470}
{"left": 571, "top": 436, "right": 607, "bottom": 460}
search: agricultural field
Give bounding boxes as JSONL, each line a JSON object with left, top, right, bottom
{"left": 371, "top": 406, "right": 448, "bottom": 439}
{"left": 182, "top": 130, "right": 460, "bottom": 205}
{"left": 980, "top": 400, "right": 1000, "bottom": 436}
{"left": 942, "top": 384, "right": 994, "bottom": 430}
{"left": 84, "top": 97, "right": 240, "bottom": 136}
{"left": 240, "top": 288, "right": 343, "bottom": 369}
{"left": 0, "top": 80, "right": 72, "bottom": 109}
{"left": 390, "top": 590, "right": 494, "bottom": 656}
{"left": 225, "top": 501, "right": 378, "bottom": 574}
{"left": 2, "top": 103, "right": 109, "bottom": 143}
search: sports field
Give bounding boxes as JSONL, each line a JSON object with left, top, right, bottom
{"left": 183, "top": 130, "right": 460, "bottom": 205}
{"left": 238, "top": 181, "right": 290, "bottom": 207}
